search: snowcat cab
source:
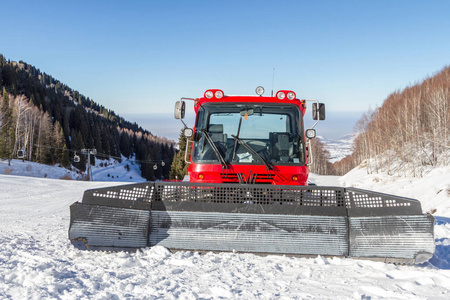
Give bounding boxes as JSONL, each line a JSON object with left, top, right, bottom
{"left": 69, "top": 87, "right": 435, "bottom": 264}
{"left": 175, "top": 88, "right": 324, "bottom": 185}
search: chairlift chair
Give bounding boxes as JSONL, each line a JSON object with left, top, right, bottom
{"left": 17, "top": 149, "right": 26, "bottom": 159}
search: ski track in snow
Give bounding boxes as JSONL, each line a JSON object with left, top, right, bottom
{"left": 0, "top": 170, "right": 449, "bottom": 299}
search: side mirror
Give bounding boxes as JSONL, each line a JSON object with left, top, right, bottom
{"left": 312, "top": 103, "right": 326, "bottom": 120}
{"left": 305, "top": 129, "right": 316, "bottom": 139}
{"left": 183, "top": 128, "right": 193, "bottom": 138}
{"left": 174, "top": 100, "right": 186, "bottom": 120}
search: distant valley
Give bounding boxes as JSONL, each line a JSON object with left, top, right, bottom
{"left": 318, "top": 134, "right": 356, "bottom": 163}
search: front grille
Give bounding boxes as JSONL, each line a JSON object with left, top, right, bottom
{"left": 220, "top": 172, "right": 273, "bottom": 183}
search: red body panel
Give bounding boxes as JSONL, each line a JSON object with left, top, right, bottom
{"left": 188, "top": 164, "right": 309, "bottom": 186}
{"left": 188, "top": 90, "right": 309, "bottom": 186}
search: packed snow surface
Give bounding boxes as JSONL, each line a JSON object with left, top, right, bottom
{"left": 1, "top": 164, "right": 450, "bottom": 299}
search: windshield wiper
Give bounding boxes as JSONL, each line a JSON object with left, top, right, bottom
{"left": 200, "top": 129, "right": 228, "bottom": 169}
{"left": 231, "top": 117, "right": 242, "bottom": 161}
{"left": 231, "top": 134, "right": 273, "bottom": 171}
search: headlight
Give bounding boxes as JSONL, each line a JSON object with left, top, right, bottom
{"left": 276, "top": 91, "right": 285, "bottom": 100}
{"left": 183, "top": 128, "right": 193, "bottom": 138}
{"left": 305, "top": 129, "right": 316, "bottom": 139}
{"left": 287, "top": 92, "right": 296, "bottom": 100}
{"left": 215, "top": 90, "right": 223, "bottom": 99}
{"left": 205, "top": 91, "right": 213, "bottom": 99}
{"left": 255, "top": 86, "right": 265, "bottom": 96}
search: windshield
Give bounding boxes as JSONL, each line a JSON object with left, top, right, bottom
{"left": 192, "top": 103, "right": 305, "bottom": 165}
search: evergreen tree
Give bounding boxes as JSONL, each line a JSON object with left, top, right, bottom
{"left": 165, "top": 143, "right": 175, "bottom": 178}
{"left": 119, "top": 131, "right": 131, "bottom": 158}
{"left": 93, "top": 120, "right": 103, "bottom": 153}
{"left": 0, "top": 89, "right": 14, "bottom": 163}
{"left": 101, "top": 126, "right": 111, "bottom": 154}
{"left": 39, "top": 112, "right": 53, "bottom": 164}
{"left": 61, "top": 144, "right": 70, "bottom": 167}
{"left": 169, "top": 129, "right": 189, "bottom": 180}
{"left": 53, "top": 121, "right": 69, "bottom": 167}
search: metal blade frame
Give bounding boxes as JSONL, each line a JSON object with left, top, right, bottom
{"left": 69, "top": 182, "right": 435, "bottom": 263}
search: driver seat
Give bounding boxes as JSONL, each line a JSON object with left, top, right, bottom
{"left": 209, "top": 124, "right": 227, "bottom": 144}
{"left": 269, "top": 132, "right": 293, "bottom": 163}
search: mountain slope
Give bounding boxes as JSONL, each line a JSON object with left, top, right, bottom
{"left": 350, "top": 65, "right": 450, "bottom": 177}
{"left": 0, "top": 54, "right": 175, "bottom": 180}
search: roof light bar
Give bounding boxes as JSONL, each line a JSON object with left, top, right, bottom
{"left": 276, "top": 90, "right": 296, "bottom": 100}
{"left": 204, "top": 89, "right": 225, "bottom": 100}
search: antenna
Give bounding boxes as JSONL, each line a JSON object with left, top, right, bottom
{"left": 271, "top": 68, "right": 275, "bottom": 97}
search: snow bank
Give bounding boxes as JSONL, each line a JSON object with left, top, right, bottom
{"left": 340, "top": 164, "right": 450, "bottom": 217}
{"left": 0, "top": 159, "right": 80, "bottom": 180}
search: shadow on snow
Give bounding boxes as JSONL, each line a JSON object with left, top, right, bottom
{"left": 420, "top": 216, "right": 450, "bottom": 270}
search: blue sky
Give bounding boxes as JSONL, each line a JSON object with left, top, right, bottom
{"left": 1, "top": 0, "right": 450, "bottom": 140}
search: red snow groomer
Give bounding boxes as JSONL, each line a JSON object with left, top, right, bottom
{"left": 69, "top": 87, "right": 435, "bottom": 264}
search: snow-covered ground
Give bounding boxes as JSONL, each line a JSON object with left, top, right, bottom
{"left": 0, "top": 157, "right": 146, "bottom": 182}
{"left": 0, "top": 163, "right": 449, "bottom": 299}
{"left": 90, "top": 156, "right": 146, "bottom": 183}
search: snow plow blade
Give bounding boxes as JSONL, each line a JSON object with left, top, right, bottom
{"left": 69, "top": 182, "right": 435, "bottom": 264}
